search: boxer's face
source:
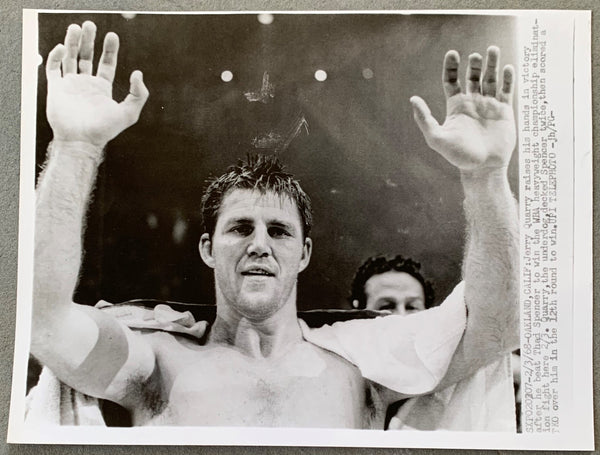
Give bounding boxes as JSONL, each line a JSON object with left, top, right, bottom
{"left": 364, "top": 271, "right": 425, "bottom": 315}
{"left": 200, "top": 189, "right": 312, "bottom": 319}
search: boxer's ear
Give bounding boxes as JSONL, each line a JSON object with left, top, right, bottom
{"left": 199, "top": 233, "right": 215, "bottom": 268}
{"left": 299, "top": 237, "right": 312, "bottom": 273}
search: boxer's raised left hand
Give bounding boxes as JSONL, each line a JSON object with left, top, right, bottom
{"left": 410, "top": 46, "right": 516, "bottom": 173}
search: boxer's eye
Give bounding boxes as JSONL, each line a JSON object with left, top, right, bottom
{"left": 268, "top": 226, "right": 291, "bottom": 238}
{"left": 230, "top": 224, "right": 253, "bottom": 236}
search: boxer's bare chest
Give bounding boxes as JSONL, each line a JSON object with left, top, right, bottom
{"left": 131, "top": 332, "right": 384, "bottom": 428}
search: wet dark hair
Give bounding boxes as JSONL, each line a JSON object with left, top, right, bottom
{"left": 201, "top": 154, "right": 313, "bottom": 238}
{"left": 349, "top": 255, "right": 435, "bottom": 309}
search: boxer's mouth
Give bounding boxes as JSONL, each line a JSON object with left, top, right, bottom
{"left": 241, "top": 267, "right": 275, "bottom": 277}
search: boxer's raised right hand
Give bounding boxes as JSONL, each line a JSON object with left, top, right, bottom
{"left": 46, "top": 21, "right": 149, "bottom": 148}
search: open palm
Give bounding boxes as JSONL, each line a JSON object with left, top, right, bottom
{"left": 411, "top": 47, "right": 516, "bottom": 172}
{"left": 46, "top": 22, "right": 148, "bottom": 147}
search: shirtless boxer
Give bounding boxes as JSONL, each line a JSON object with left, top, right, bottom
{"left": 31, "top": 21, "right": 519, "bottom": 428}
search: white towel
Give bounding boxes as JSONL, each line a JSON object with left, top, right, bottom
{"left": 388, "top": 355, "right": 515, "bottom": 431}
{"left": 301, "top": 282, "right": 467, "bottom": 395}
{"left": 25, "top": 366, "right": 105, "bottom": 426}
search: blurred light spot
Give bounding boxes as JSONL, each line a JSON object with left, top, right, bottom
{"left": 330, "top": 188, "right": 339, "bottom": 194}
{"left": 36, "top": 54, "right": 43, "bottom": 66}
{"left": 121, "top": 13, "right": 137, "bottom": 20}
{"left": 362, "top": 68, "right": 374, "bottom": 79}
{"left": 221, "top": 70, "right": 233, "bottom": 82}
{"left": 172, "top": 217, "right": 188, "bottom": 245}
{"left": 257, "top": 13, "right": 274, "bottom": 25}
{"left": 146, "top": 213, "right": 158, "bottom": 229}
{"left": 314, "top": 70, "right": 327, "bottom": 82}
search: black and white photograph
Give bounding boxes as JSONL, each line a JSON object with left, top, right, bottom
{"left": 7, "top": 9, "right": 593, "bottom": 450}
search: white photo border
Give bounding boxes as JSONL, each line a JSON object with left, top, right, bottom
{"left": 8, "top": 8, "right": 593, "bottom": 450}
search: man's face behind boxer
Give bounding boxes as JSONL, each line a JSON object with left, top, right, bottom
{"left": 201, "top": 189, "right": 312, "bottom": 319}
{"left": 364, "top": 271, "right": 426, "bottom": 316}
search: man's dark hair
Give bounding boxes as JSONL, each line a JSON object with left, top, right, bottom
{"left": 201, "top": 154, "right": 313, "bottom": 238}
{"left": 349, "top": 255, "right": 435, "bottom": 309}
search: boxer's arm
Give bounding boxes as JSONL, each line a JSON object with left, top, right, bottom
{"left": 437, "top": 168, "right": 519, "bottom": 388}
{"left": 410, "top": 46, "right": 519, "bottom": 389}
{"left": 32, "top": 22, "right": 152, "bottom": 406}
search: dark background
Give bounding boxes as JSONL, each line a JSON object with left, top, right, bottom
{"left": 35, "top": 12, "right": 518, "bottom": 310}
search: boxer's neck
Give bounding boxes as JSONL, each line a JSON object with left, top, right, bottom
{"left": 209, "top": 299, "right": 303, "bottom": 359}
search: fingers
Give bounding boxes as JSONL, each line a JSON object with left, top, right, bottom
{"left": 410, "top": 96, "right": 441, "bottom": 144}
{"left": 62, "top": 24, "right": 81, "bottom": 75}
{"left": 482, "top": 45, "right": 499, "bottom": 97}
{"left": 442, "top": 50, "right": 461, "bottom": 99}
{"left": 50, "top": 21, "right": 117, "bottom": 81}
{"left": 96, "top": 32, "right": 119, "bottom": 83}
{"left": 498, "top": 64, "right": 515, "bottom": 105}
{"left": 448, "top": 46, "right": 512, "bottom": 102}
{"left": 78, "top": 21, "right": 97, "bottom": 75}
{"left": 466, "top": 53, "right": 483, "bottom": 94}
{"left": 46, "top": 44, "right": 66, "bottom": 82}
{"left": 121, "top": 70, "right": 149, "bottom": 124}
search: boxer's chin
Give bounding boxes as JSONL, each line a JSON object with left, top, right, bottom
{"left": 234, "top": 283, "right": 292, "bottom": 320}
